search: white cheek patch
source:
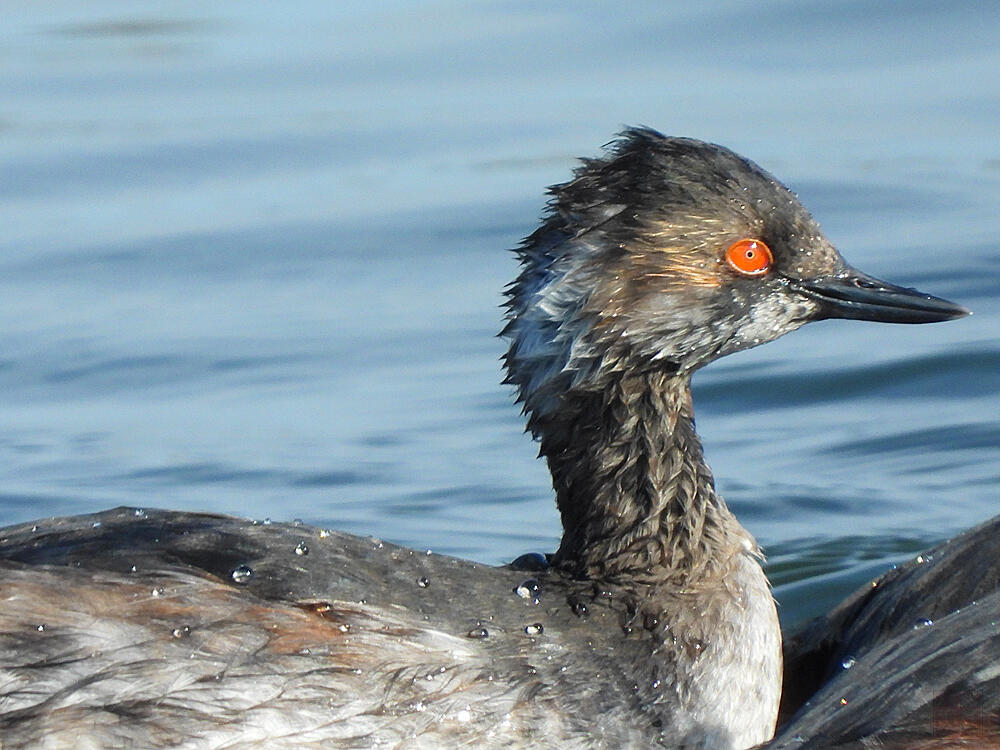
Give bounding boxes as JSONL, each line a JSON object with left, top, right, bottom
{"left": 735, "top": 294, "right": 815, "bottom": 351}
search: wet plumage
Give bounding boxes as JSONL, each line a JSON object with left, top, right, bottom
{"left": 0, "top": 128, "right": 987, "bottom": 749}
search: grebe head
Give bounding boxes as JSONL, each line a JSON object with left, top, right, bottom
{"left": 503, "top": 127, "right": 967, "bottom": 428}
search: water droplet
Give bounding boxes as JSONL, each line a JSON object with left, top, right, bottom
{"left": 524, "top": 623, "right": 544, "bottom": 636}
{"left": 262, "top": 518, "right": 272, "bottom": 526}
{"left": 651, "top": 678, "right": 662, "bottom": 689}
{"left": 151, "top": 587, "right": 165, "bottom": 597}
{"left": 913, "top": 618, "right": 934, "bottom": 630}
{"left": 840, "top": 697, "right": 848, "bottom": 706}
{"left": 416, "top": 576, "right": 430, "bottom": 588}
{"left": 231, "top": 565, "right": 254, "bottom": 585}
{"left": 36, "top": 624, "right": 44, "bottom": 632}
{"left": 91, "top": 521, "right": 102, "bottom": 528}
{"left": 129, "top": 565, "right": 137, "bottom": 573}
{"left": 30, "top": 525, "right": 38, "bottom": 533}
{"left": 686, "top": 638, "right": 706, "bottom": 658}
{"left": 294, "top": 542, "right": 309, "bottom": 556}
{"left": 455, "top": 708, "right": 472, "bottom": 723}
{"left": 514, "top": 578, "right": 540, "bottom": 601}
{"left": 915, "top": 555, "right": 925, "bottom": 564}
{"left": 571, "top": 600, "right": 589, "bottom": 617}
{"left": 172, "top": 626, "right": 191, "bottom": 639}
{"left": 425, "top": 550, "right": 433, "bottom": 556}
{"left": 466, "top": 627, "right": 489, "bottom": 639}
{"left": 840, "top": 657, "right": 856, "bottom": 670}
{"left": 133, "top": 508, "right": 146, "bottom": 517}
{"left": 318, "top": 529, "right": 331, "bottom": 538}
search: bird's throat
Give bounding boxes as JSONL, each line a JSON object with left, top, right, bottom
{"left": 542, "top": 371, "right": 745, "bottom": 584}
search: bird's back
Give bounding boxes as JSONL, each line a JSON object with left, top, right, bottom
{"left": 0, "top": 507, "right": 772, "bottom": 748}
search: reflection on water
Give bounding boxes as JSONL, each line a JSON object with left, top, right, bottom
{"left": 1, "top": 2, "right": 998, "bottom": 627}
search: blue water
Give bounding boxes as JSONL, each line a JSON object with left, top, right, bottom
{"left": 1, "top": 2, "right": 997, "bottom": 627}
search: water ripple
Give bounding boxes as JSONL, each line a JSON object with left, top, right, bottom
{"left": 699, "top": 347, "right": 1000, "bottom": 409}
{"left": 825, "top": 422, "right": 999, "bottom": 457}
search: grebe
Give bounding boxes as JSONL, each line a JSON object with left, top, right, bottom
{"left": 0, "top": 128, "right": 982, "bottom": 749}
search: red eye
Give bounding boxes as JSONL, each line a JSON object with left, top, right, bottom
{"left": 725, "top": 239, "right": 773, "bottom": 277}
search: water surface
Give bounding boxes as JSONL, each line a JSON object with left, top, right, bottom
{"left": 1, "top": 2, "right": 998, "bottom": 627}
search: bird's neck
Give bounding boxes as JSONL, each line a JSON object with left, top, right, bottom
{"left": 541, "top": 371, "right": 749, "bottom": 583}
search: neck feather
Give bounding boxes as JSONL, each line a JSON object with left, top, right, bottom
{"left": 538, "top": 371, "right": 747, "bottom": 583}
